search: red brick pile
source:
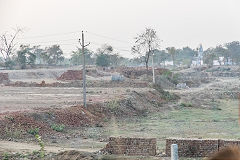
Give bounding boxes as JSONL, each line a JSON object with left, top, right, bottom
{"left": 103, "top": 137, "right": 157, "bottom": 156}
{"left": 0, "top": 73, "right": 9, "bottom": 84}
{"left": 166, "top": 138, "right": 240, "bottom": 157}
{"left": 57, "top": 70, "right": 83, "bottom": 81}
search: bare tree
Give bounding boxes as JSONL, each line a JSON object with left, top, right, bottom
{"left": 0, "top": 28, "right": 22, "bottom": 62}
{"left": 132, "top": 28, "right": 160, "bottom": 70}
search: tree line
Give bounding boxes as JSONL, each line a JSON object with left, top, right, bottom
{"left": 1, "top": 28, "right": 240, "bottom": 69}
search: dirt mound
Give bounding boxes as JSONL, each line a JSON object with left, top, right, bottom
{"left": 0, "top": 105, "right": 105, "bottom": 139}
{"left": 54, "top": 106, "right": 102, "bottom": 127}
{"left": 0, "top": 73, "right": 9, "bottom": 84}
{"left": 119, "top": 67, "right": 169, "bottom": 79}
{"left": 57, "top": 70, "right": 83, "bottom": 81}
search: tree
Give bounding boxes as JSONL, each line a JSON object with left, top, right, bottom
{"left": 70, "top": 47, "right": 94, "bottom": 65}
{"left": 17, "top": 45, "right": 28, "bottom": 69}
{"left": 203, "top": 48, "right": 216, "bottom": 67}
{"left": 46, "top": 45, "right": 64, "bottom": 65}
{"left": 132, "top": 28, "right": 160, "bottom": 70}
{"left": 16, "top": 45, "right": 38, "bottom": 69}
{"left": 225, "top": 41, "right": 240, "bottom": 64}
{"left": 32, "top": 46, "right": 48, "bottom": 65}
{"left": 0, "top": 28, "right": 22, "bottom": 68}
{"left": 95, "top": 44, "right": 114, "bottom": 67}
{"left": 96, "top": 53, "right": 110, "bottom": 67}
{"left": 166, "top": 47, "right": 176, "bottom": 68}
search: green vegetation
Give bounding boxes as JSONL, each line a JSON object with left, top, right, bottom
{"left": 51, "top": 124, "right": 65, "bottom": 132}
{"left": 103, "top": 100, "right": 239, "bottom": 153}
{"left": 28, "top": 127, "right": 39, "bottom": 135}
{"left": 179, "top": 102, "right": 193, "bottom": 108}
{"left": 35, "top": 134, "right": 45, "bottom": 158}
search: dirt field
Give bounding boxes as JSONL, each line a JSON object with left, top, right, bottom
{"left": 0, "top": 66, "right": 239, "bottom": 159}
{"left": 0, "top": 86, "right": 152, "bottom": 113}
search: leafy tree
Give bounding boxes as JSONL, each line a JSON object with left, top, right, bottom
{"left": 70, "top": 47, "right": 94, "bottom": 65}
{"left": 46, "top": 45, "right": 64, "bottom": 65}
{"left": 203, "top": 48, "right": 216, "bottom": 67}
{"left": 95, "top": 44, "right": 116, "bottom": 67}
{"left": 132, "top": 28, "right": 160, "bottom": 70}
{"left": 166, "top": 47, "right": 176, "bottom": 67}
{"left": 16, "top": 45, "right": 37, "bottom": 69}
{"left": 96, "top": 53, "right": 110, "bottom": 67}
{"left": 17, "top": 45, "right": 29, "bottom": 69}
{"left": 225, "top": 41, "right": 240, "bottom": 64}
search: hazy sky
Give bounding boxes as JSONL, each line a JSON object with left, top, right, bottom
{"left": 1, "top": 0, "right": 240, "bottom": 58}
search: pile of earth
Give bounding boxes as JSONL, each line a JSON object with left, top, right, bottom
{"left": 57, "top": 69, "right": 107, "bottom": 81}
{"left": 0, "top": 73, "right": 9, "bottom": 84}
{"left": 7, "top": 79, "right": 148, "bottom": 88}
{"left": 206, "top": 66, "right": 240, "bottom": 77}
{"left": 57, "top": 70, "right": 83, "bottom": 81}
{"left": 0, "top": 87, "right": 179, "bottom": 140}
{"left": 176, "top": 69, "right": 215, "bottom": 87}
{"left": 0, "top": 105, "right": 103, "bottom": 140}
{"left": 118, "top": 67, "right": 169, "bottom": 79}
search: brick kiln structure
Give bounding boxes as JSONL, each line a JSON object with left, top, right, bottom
{"left": 166, "top": 138, "right": 240, "bottom": 157}
{"left": 104, "top": 137, "right": 157, "bottom": 156}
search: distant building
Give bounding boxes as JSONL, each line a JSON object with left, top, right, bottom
{"left": 213, "top": 56, "right": 233, "bottom": 66}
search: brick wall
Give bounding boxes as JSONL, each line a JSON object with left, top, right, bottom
{"left": 104, "top": 137, "right": 156, "bottom": 156}
{"left": 166, "top": 138, "right": 240, "bottom": 157}
{"left": 219, "top": 139, "right": 240, "bottom": 149}
{"left": 166, "top": 138, "right": 219, "bottom": 157}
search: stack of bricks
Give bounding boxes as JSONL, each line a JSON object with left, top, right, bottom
{"left": 166, "top": 138, "right": 219, "bottom": 157}
{"left": 104, "top": 137, "right": 157, "bottom": 156}
{"left": 219, "top": 139, "right": 240, "bottom": 149}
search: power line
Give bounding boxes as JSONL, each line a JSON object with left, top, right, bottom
{"left": 21, "top": 38, "right": 77, "bottom": 44}
{"left": 87, "top": 31, "right": 131, "bottom": 44}
{"left": 90, "top": 41, "right": 131, "bottom": 52}
{"left": 17, "top": 30, "right": 82, "bottom": 39}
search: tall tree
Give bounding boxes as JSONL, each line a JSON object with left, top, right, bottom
{"left": 132, "top": 28, "right": 160, "bottom": 70}
{"left": 46, "top": 45, "right": 64, "bottom": 65}
{"left": 166, "top": 47, "right": 176, "bottom": 68}
{"left": 70, "top": 47, "right": 94, "bottom": 65}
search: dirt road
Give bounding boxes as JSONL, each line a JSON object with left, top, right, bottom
{"left": 0, "top": 140, "right": 99, "bottom": 154}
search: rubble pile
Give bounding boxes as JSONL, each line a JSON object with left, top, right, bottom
{"left": 119, "top": 67, "right": 169, "bottom": 79}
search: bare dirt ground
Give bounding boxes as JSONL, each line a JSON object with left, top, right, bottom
{"left": 0, "top": 66, "right": 239, "bottom": 159}
{"left": 0, "top": 86, "right": 153, "bottom": 114}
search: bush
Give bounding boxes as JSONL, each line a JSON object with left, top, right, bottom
{"left": 180, "top": 102, "right": 193, "bottom": 108}
{"left": 28, "top": 127, "right": 39, "bottom": 135}
{"left": 51, "top": 124, "right": 65, "bottom": 132}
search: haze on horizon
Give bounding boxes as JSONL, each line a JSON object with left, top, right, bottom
{"left": 0, "top": 0, "right": 240, "bottom": 58}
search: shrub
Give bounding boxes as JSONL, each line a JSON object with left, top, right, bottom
{"left": 51, "top": 124, "right": 65, "bottom": 132}
{"left": 28, "top": 127, "right": 39, "bottom": 135}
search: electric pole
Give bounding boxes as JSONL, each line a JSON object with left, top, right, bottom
{"left": 152, "top": 52, "right": 155, "bottom": 84}
{"left": 79, "top": 31, "right": 90, "bottom": 108}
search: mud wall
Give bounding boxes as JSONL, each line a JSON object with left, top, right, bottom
{"left": 104, "top": 137, "right": 156, "bottom": 156}
{"left": 166, "top": 138, "right": 240, "bottom": 157}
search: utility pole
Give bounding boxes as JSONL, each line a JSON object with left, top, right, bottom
{"left": 152, "top": 52, "right": 155, "bottom": 84}
{"left": 79, "top": 31, "right": 90, "bottom": 108}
